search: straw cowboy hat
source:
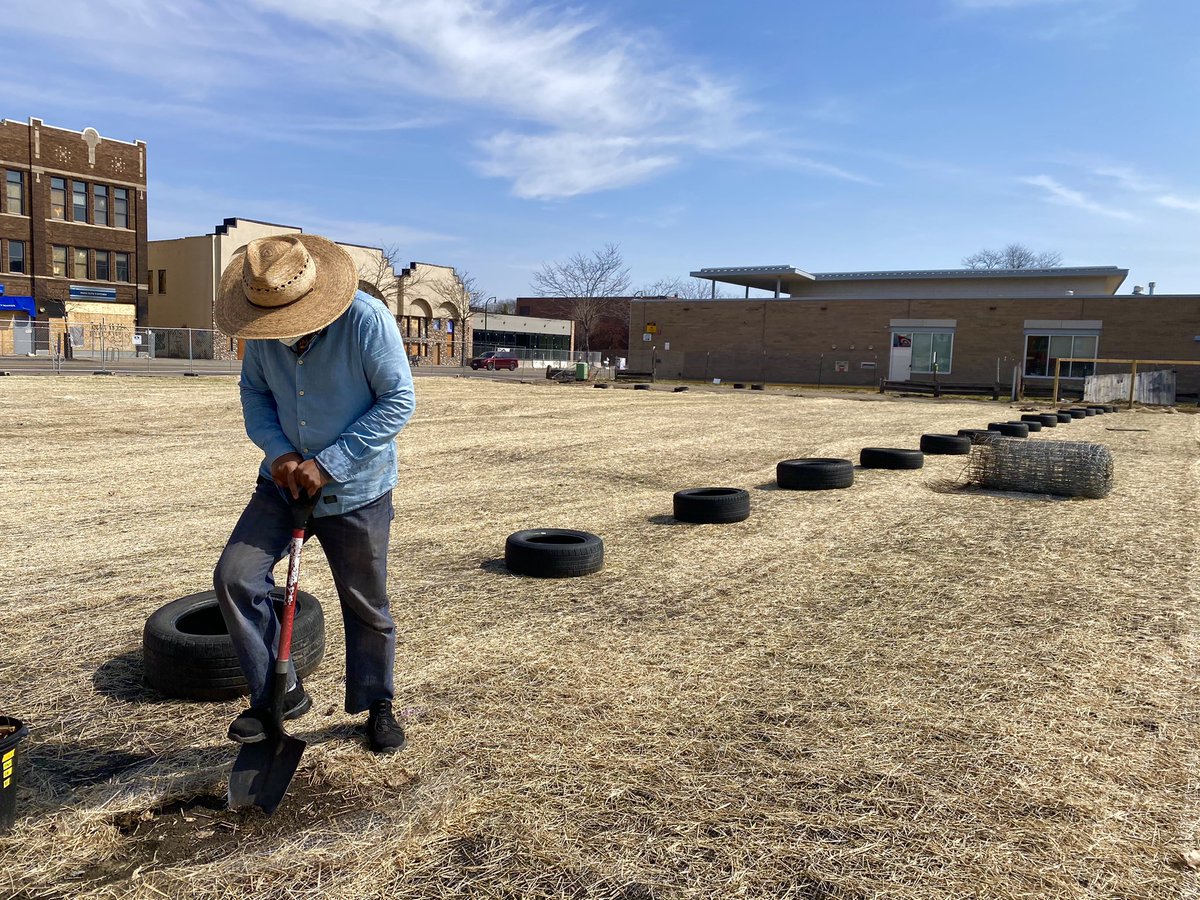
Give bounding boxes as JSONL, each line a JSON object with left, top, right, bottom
{"left": 216, "top": 234, "right": 357, "bottom": 339}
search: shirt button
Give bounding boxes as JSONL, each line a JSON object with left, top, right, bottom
{"left": 299, "top": 390, "right": 305, "bottom": 396}
{"left": 297, "top": 360, "right": 304, "bottom": 366}
{"left": 300, "top": 420, "right": 307, "bottom": 426}
{"left": 303, "top": 447, "right": 309, "bottom": 453}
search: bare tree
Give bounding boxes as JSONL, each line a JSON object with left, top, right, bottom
{"left": 356, "top": 243, "right": 405, "bottom": 310}
{"left": 642, "top": 276, "right": 730, "bottom": 299}
{"left": 532, "top": 244, "right": 631, "bottom": 352}
{"left": 962, "top": 244, "right": 1063, "bottom": 269}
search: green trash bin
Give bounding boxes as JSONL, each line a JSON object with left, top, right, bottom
{"left": 575, "top": 362, "right": 588, "bottom": 380}
{"left": 0, "top": 716, "right": 29, "bottom": 833}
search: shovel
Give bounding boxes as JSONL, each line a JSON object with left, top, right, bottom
{"left": 228, "top": 489, "right": 318, "bottom": 815}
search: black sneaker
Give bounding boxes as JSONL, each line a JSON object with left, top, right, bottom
{"left": 227, "top": 682, "right": 312, "bottom": 744}
{"left": 366, "top": 699, "right": 406, "bottom": 754}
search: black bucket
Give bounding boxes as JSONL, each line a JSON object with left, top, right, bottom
{"left": 0, "top": 716, "right": 29, "bottom": 833}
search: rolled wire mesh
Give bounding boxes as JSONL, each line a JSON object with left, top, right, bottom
{"left": 966, "top": 438, "right": 1114, "bottom": 499}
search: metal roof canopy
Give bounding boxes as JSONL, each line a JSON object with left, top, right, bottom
{"left": 690, "top": 266, "right": 814, "bottom": 294}
{"left": 690, "top": 265, "right": 1129, "bottom": 296}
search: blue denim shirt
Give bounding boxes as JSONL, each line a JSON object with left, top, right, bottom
{"left": 238, "top": 291, "right": 415, "bottom": 517}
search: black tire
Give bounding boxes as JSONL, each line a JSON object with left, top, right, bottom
{"left": 594, "top": 383, "right": 609, "bottom": 389}
{"left": 750, "top": 384, "right": 765, "bottom": 391}
{"left": 1083, "top": 407, "right": 1097, "bottom": 416}
{"left": 1037, "top": 414, "right": 1058, "bottom": 427}
{"left": 673, "top": 386, "right": 689, "bottom": 393}
{"left": 859, "top": 448, "right": 924, "bottom": 470}
{"left": 1056, "top": 411, "right": 1072, "bottom": 423}
{"left": 673, "top": 488, "right": 751, "bottom": 523}
{"left": 957, "top": 429, "right": 997, "bottom": 444}
{"left": 1015, "top": 419, "right": 1042, "bottom": 432}
{"left": 505, "top": 529, "right": 604, "bottom": 578}
{"left": 919, "top": 433, "right": 972, "bottom": 455}
{"left": 1068, "top": 408, "right": 1087, "bottom": 418}
{"left": 143, "top": 590, "right": 326, "bottom": 701}
{"left": 987, "top": 422, "right": 1028, "bottom": 437}
{"left": 1105, "top": 405, "right": 1118, "bottom": 413}
{"left": 633, "top": 384, "right": 650, "bottom": 390}
{"left": 776, "top": 458, "right": 854, "bottom": 490}
{"left": 1087, "top": 406, "right": 1106, "bottom": 415}
{"left": 733, "top": 383, "right": 746, "bottom": 390}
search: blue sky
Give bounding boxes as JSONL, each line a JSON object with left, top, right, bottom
{"left": 7, "top": 0, "right": 1199, "bottom": 298}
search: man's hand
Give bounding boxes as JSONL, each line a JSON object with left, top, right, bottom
{"left": 270, "top": 453, "right": 329, "bottom": 500}
{"left": 291, "top": 459, "right": 330, "bottom": 499}
{"left": 270, "top": 452, "right": 303, "bottom": 491}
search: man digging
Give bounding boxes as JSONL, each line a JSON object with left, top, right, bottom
{"left": 212, "top": 233, "right": 414, "bottom": 753}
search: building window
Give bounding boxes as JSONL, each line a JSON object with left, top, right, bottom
{"left": 93, "top": 184, "right": 108, "bottom": 226}
{"left": 894, "top": 331, "right": 954, "bottom": 374}
{"left": 74, "top": 248, "right": 88, "bottom": 279}
{"left": 114, "top": 188, "right": 129, "bottom": 228}
{"left": 51, "top": 177, "right": 66, "bottom": 219}
{"left": 72, "top": 181, "right": 87, "bottom": 221}
{"left": 8, "top": 240, "right": 24, "bottom": 273}
{"left": 95, "top": 250, "right": 110, "bottom": 281}
{"left": 1024, "top": 334, "right": 1098, "bottom": 379}
{"left": 114, "top": 252, "right": 129, "bottom": 282}
{"left": 157, "top": 269, "right": 166, "bottom": 293}
{"left": 5, "top": 170, "right": 23, "bottom": 215}
{"left": 52, "top": 245, "right": 67, "bottom": 277}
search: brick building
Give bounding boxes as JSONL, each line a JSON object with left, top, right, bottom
{"left": 148, "top": 224, "right": 469, "bottom": 363}
{"left": 515, "top": 296, "right": 653, "bottom": 356}
{"left": 626, "top": 265, "right": 1200, "bottom": 393}
{"left": 0, "top": 118, "right": 147, "bottom": 355}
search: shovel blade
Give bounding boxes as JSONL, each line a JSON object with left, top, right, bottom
{"left": 228, "top": 732, "right": 306, "bottom": 816}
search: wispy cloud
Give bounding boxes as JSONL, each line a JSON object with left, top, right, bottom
{"left": 5, "top": 0, "right": 788, "bottom": 199}
{"left": 946, "top": 0, "right": 1136, "bottom": 41}
{"left": 1090, "top": 164, "right": 1162, "bottom": 194}
{"left": 250, "top": 0, "right": 757, "bottom": 198}
{"left": 1157, "top": 195, "right": 1200, "bottom": 214}
{"left": 1021, "top": 174, "right": 1137, "bottom": 220}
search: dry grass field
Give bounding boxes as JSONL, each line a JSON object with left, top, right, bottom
{"left": 0, "top": 375, "right": 1197, "bottom": 900}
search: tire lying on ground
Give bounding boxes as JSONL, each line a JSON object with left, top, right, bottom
{"left": 1087, "top": 405, "right": 1106, "bottom": 415}
{"left": 919, "top": 433, "right": 972, "bottom": 455}
{"left": 988, "top": 422, "right": 1029, "bottom": 438}
{"left": 672, "top": 488, "right": 751, "bottom": 523}
{"left": 1067, "top": 408, "right": 1088, "bottom": 419}
{"left": 1056, "top": 411, "right": 1073, "bottom": 423}
{"left": 633, "top": 384, "right": 650, "bottom": 390}
{"left": 505, "top": 529, "right": 604, "bottom": 578}
{"left": 1036, "top": 414, "right": 1058, "bottom": 427}
{"left": 776, "top": 458, "right": 855, "bottom": 490}
{"left": 593, "top": 383, "right": 609, "bottom": 389}
{"left": 1083, "top": 407, "right": 1097, "bottom": 416}
{"left": 859, "top": 447, "right": 924, "bottom": 469}
{"left": 143, "top": 590, "right": 326, "bottom": 701}
{"left": 1014, "top": 419, "right": 1042, "bottom": 432}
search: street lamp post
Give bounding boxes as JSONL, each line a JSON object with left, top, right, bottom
{"left": 482, "top": 296, "right": 497, "bottom": 355}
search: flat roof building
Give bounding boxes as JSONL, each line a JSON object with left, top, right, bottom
{"left": 628, "top": 263, "right": 1200, "bottom": 394}
{"left": 148, "top": 219, "right": 469, "bottom": 363}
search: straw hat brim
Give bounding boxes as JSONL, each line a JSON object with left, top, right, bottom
{"left": 215, "top": 234, "right": 358, "bottom": 340}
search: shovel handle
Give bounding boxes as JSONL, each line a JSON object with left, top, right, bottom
{"left": 275, "top": 491, "right": 316, "bottom": 675}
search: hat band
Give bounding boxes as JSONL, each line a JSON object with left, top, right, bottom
{"left": 245, "top": 281, "right": 315, "bottom": 311}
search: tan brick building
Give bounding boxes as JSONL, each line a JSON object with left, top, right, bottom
{"left": 626, "top": 265, "right": 1200, "bottom": 393}
{"left": 148, "top": 221, "right": 469, "bottom": 363}
{"left": 0, "top": 118, "right": 147, "bottom": 356}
